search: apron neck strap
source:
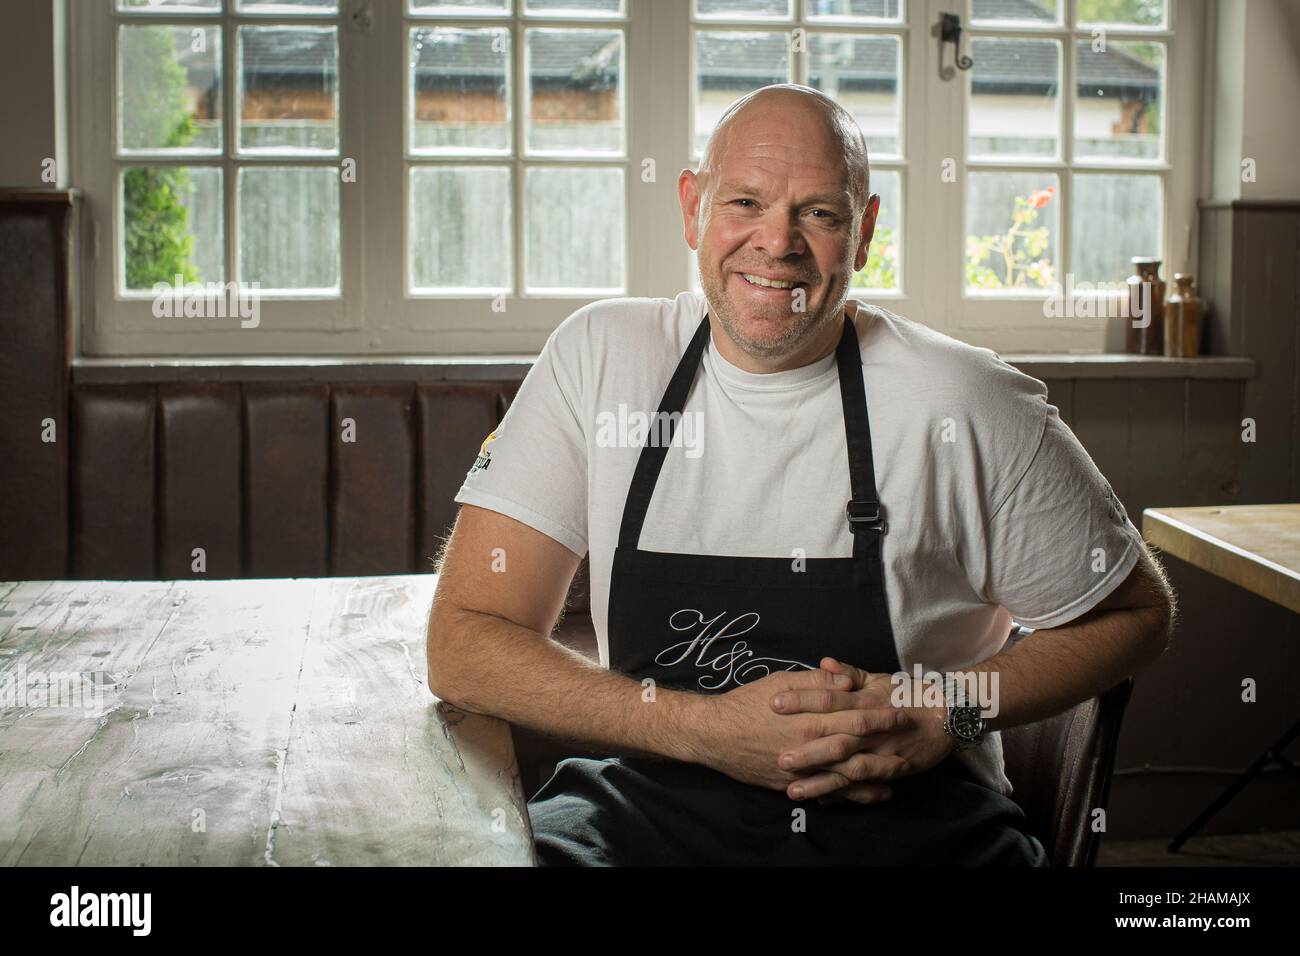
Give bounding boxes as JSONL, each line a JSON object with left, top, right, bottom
{"left": 617, "top": 310, "right": 885, "bottom": 561}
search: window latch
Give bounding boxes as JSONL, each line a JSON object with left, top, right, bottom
{"left": 939, "top": 12, "right": 974, "bottom": 78}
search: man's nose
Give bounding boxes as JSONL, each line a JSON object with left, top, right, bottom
{"left": 749, "top": 212, "right": 806, "bottom": 259}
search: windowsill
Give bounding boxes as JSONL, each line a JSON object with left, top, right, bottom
{"left": 997, "top": 354, "right": 1257, "bottom": 380}
{"left": 71, "top": 353, "right": 1258, "bottom": 384}
{"left": 71, "top": 355, "right": 538, "bottom": 384}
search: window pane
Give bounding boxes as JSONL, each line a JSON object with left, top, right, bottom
{"left": 1076, "top": 0, "right": 1165, "bottom": 28}
{"left": 410, "top": 167, "right": 512, "bottom": 292}
{"left": 526, "top": 29, "right": 624, "bottom": 154}
{"left": 695, "top": 0, "right": 792, "bottom": 18}
{"left": 852, "top": 168, "right": 900, "bottom": 291}
{"left": 525, "top": 0, "right": 623, "bottom": 15}
{"left": 968, "top": 39, "right": 1059, "bottom": 159}
{"left": 806, "top": 0, "right": 902, "bottom": 22}
{"left": 239, "top": 167, "right": 340, "bottom": 290}
{"left": 411, "top": 0, "right": 510, "bottom": 13}
{"left": 1075, "top": 40, "right": 1163, "bottom": 161}
{"left": 238, "top": 26, "right": 339, "bottom": 152}
{"left": 695, "top": 32, "right": 791, "bottom": 155}
{"left": 118, "top": 25, "right": 222, "bottom": 153}
{"left": 118, "top": 0, "right": 221, "bottom": 11}
{"left": 122, "top": 166, "right": 223, "bottom": 290}
{"left": 237, "top": 0, "right": 337, "bottom": 12}
{"left": 807, "top": 34, "right": 900, "bottom": 157}
{"left": 1071, "top": 173, "right": 1161, "bottom": 283}
{"left": 525, "top": 166, "right": 624, "bottom": 291}
{"left": 410, "top": 27, "right": 510, "bottom": 153}
{"left": 971, "top": 0, "right": 1059, "bottom": 26}
{"left": 965, "top": 172, "right": 1059, "bottom": 292}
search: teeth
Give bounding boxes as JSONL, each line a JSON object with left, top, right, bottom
{"left": 742, "top": 273, "right": 796, "bottom": 289}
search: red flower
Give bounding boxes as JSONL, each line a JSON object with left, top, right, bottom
{"left": 1030, "top": 186, "right": 1056, "bottom": 209}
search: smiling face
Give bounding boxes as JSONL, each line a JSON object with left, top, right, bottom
{"left": 680, "top": 87, "right": 878, "bottom": 371}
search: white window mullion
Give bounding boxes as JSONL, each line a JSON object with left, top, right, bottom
{"left": 919, "top": 0, "right": 964, "bottom": 338}
{"left": 1060, "top": 0, "right": 1076, "bottom": 303}
{"left": 512, "top": 6, "right": 526, "bottom": 300}
{"left": 223, "top": 6, "right": 238, "bottom": 291}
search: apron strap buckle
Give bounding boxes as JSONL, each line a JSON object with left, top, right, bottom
{"left": 846, "top": 499, "right": 888, "bottom": 534}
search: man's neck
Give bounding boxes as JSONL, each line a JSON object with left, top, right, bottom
{"left": 711, "top": 301, "right": 856, "bottom": 375}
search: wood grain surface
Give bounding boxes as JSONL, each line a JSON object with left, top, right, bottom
{"left": 1142, "top": 504, "right": 1300, "bottom": 615}
{"left": 0, "top": 576, "right": 535, "bottom": 866}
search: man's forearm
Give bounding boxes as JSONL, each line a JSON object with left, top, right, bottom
{"left": 427, "top": 606, "right": 708, "bottom": 763}
{"left": 964, "top": 604, "right": 1169, "bottom": 732}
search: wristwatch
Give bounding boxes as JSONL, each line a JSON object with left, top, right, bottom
{"left": 941, "top": 674, "right": 985, "bottom": 752}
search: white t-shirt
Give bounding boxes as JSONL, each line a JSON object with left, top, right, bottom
{"left": 454, "top": 291, "right": 1145, "bottom": 796}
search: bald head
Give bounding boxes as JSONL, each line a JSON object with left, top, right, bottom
{"left": 699, "top": 84, "right": 870, "bottom": 218}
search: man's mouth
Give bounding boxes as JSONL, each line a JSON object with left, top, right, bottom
{"left": 738, "top": 272, "right": 808, "bottom": 291}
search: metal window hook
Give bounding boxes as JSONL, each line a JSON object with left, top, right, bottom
{"left": 939, "top": 12, "right": 974, "bottom": 78}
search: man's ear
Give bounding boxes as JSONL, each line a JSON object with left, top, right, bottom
{"left": 853, "top": 193, "right": 881, "bottom": 273}
{"left": 678, "top": 169, "right": 702, "bottom": 251}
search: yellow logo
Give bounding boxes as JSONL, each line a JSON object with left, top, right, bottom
{"left": 471, "top": 431, "right": 498, "bottom": 475}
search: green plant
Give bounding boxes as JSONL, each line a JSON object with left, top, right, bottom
{"left": 121, "top": 26, "right": 202, "bottom": 289}
{"left": 852, "top": 222, "right": 897, "bottom": 290}
{"left": 965, "top": 187, "right": 1055, "bottom": 290}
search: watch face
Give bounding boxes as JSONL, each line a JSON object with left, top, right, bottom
{"left": 951, "top": 708, "right": 983, "bottom": 740}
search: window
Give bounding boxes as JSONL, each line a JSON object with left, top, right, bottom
{"left": 963, "top": 1, "right": 1170, "bottom": 305}
{"left": 406, "top": 1, "right": 628, "bottom": 296}
{"left": 115, "top": 0, "right": 345, "bottom": 294}
{"left": 690, "top": 0, "right": 905, "bottom": 293}
{"left": 70, "top": 0, "right": 1203, "bottom": 356}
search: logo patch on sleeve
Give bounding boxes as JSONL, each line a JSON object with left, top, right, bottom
{"left": 469, "top": 431, "right": 498, "bottom": 476}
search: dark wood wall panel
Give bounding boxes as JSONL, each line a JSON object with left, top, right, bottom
{"left": 1127, "top": 380, "right": 1188, "bottom": 512}
{"left": 415, "top": 383, "right": 500, "bottom": 573}
{"left": 330, "top": 384, "right": 416, "bottom": 576}
{"left": 70, "top": 386, "right": 157, "bottom": 580}
{"left": 1235, "top": 208, "right": 1299, "bottom": 503}
{"left": 0, "top": 198, "right": 73, "bottom": 579}
{"left": 1185, "top": 379, "right": 1249, "bottom": 504}
{"left": 243, "top": 385, "right": 330, "bottom": 578}
{"left": 1071, "top": 380, "right": 1134, "bottom": 510}
{"left": 158, "top": 384, "right": 243, "bottom": 579}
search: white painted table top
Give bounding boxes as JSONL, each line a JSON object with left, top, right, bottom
{"left": 0, "top": 576, "right": 535, "bottom": 866}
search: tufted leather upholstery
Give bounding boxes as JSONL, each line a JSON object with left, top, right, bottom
{"left": 70, "top": 386, "right": 157, "bottom": 579}
{"left": 244, "top": 385, "right": 331, "bottom": 578}
{"left": 57, "top": 379, "right": 567, "bottom": 586}
{"left": 514, "top": 616, "right": 1132, "bottom": 867}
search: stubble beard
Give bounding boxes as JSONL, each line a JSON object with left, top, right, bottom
{"left": 700, "top": 255, "right": 853, "bottom": 363}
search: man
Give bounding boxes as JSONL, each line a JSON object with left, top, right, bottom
{"left": 427, "top": 84, "right": 1175, "bottom": 866}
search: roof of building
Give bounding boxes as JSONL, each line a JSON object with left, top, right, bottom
{"left": 190, "top": 1, "right": 1158, "bottom": 101}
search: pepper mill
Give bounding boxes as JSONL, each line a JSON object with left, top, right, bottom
{"left": 1125, "top": 258, "right": 1166, "bottom": 355}
{"left": 1164, "top": 273, "right": 1202, "bottom": 358}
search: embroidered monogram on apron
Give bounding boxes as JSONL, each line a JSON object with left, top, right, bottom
{"left": 526, "top": 311, "right": 1049, "bottom": 866}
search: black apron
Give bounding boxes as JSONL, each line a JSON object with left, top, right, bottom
{"left": 527, "top": 312, "right": 1048, "bottom": 866}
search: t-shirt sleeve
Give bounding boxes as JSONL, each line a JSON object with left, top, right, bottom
{"left": 452, "top": 317, "right": 589, "bottom": 558}
{"left": 978, "top": 404, "right": 1145, "bottom": 630}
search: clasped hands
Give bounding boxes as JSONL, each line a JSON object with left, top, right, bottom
{"left": 700, "top": 657, "right": 956, "bottom": 805}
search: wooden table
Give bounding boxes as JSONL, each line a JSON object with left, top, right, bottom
{"left": 1141, "top": 503, "right": 1300, "bottom": 851}
{"left": 0, "top": 576, "right": 535, "bottom": 866}
{"left": 1142, "top": 504, "right": 1300, "bottom": 614}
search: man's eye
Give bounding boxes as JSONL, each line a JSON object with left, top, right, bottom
{"left": 810, "top": 209, "right": 837, "bottom": 221}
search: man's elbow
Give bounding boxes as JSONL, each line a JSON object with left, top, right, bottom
{"left": 425, "top": 603, "right": 471, "bottom": 707}
{"left": 1135, "top": 596, "right": 1176, "bottom": 667}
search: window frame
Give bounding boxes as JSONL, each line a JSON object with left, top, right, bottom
{"left": 945, "top": 0, "right": 1204, "bottom": 353}
{"left": 69, "top": 0, "right": 1205, "bottom": 358}
{"left": 686, "top": 0, "right": 914, "bottom": 301}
